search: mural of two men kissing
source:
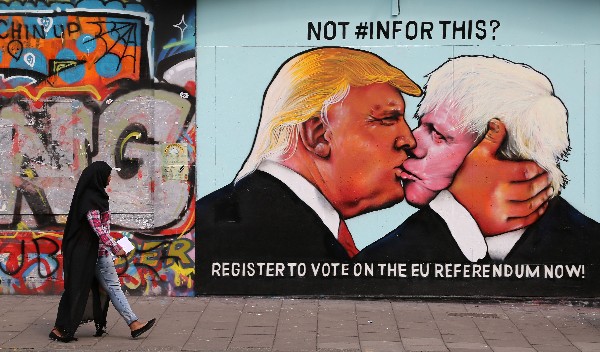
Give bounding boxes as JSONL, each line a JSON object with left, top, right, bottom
{"left": 195, "top": 47, "right": 600, "bottom": 297}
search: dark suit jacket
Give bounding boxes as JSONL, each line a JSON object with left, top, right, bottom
{"left": 357, "top": 196, "right": 600, "bottom": 264}
{"left": 354, "top": 196, "right": 600, "bottom": 297}
{"left": 195, "top": 171, "right": 349, "bottom": 294}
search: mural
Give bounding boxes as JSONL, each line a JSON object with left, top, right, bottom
{"left": 0, "top": 0, "right": 196, "bottom": 296}
{"left": 195, "top": 0, "right": 600, "bottom": 297}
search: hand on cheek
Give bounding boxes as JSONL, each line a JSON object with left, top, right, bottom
{"left": 449, "top": 119, "right": 552, "bottom": 236}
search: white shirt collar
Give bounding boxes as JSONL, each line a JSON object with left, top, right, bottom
{"left": 430, "top": 190, "right": 488, "bottom": 262}
{"left": 484, "top": 229, "right": 525, "bottom": 261}
{"left": 257, "top": 160, "right": 340, "bottom": 238}
{"left": 430, "top": 190, "right": 526, "bottom": 262}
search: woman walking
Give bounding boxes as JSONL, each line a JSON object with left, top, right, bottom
{"left": 50, "top": 161, "right": 155, "bottom": 342}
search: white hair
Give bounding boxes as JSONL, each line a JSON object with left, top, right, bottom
{"left": 417, "top": 55, "right": 570, "bottom": 195}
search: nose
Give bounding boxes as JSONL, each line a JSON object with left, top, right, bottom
{"left": 409, "top": 127, "right": 427, "bottom": 159}
{"left": 393, "top": 120, "right": 416, "bottom": 151}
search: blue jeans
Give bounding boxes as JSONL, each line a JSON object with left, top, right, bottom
{"left": 95, "top": 255, "right": 138, "bottom": 326}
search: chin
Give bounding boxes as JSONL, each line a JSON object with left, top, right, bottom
{"left": 353, "top": 192, "right": 405, "bottom": 218}
{"left": 404, "top": 182, "right": 436, "bottom": 208}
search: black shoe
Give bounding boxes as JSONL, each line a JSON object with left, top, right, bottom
{"left": 131, "top": 318, "right": 155, "bottom": 339}
{"left": 94, "top": 328, "right": 107, "bottom": 337}
{"left": 49, "top": 330, "right": 78, "bottom": 343}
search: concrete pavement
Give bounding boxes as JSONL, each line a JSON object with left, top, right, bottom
{"left": 0, "top": 295, "right": 599, "bottom": 351}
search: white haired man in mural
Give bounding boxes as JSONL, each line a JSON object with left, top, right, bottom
{"left": 196, "top": 48, "right": 551, "bottom": 293}
{"left": 357, "top": 55, "right": 600, "bottom": 265}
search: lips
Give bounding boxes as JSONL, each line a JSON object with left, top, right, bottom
{"left": 398, "top": 165, "right": 420, "bottom": 182}
{"left": 394, "top": 167, "right": 404, "bottom": 178}
{"left": 394, "top": 156, "right": 411, "bottom": 179}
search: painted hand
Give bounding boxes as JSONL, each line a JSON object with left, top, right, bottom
{"left": 449, "top": 119, "right": 552, "bottom": 236}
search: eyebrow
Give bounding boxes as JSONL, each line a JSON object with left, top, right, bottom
{"left": 370, "top": 109, "right": 404, "bottom": 118}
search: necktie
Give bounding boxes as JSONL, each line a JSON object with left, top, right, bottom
{"left": 338, "top": 220, "right": 359, "bottom": 258}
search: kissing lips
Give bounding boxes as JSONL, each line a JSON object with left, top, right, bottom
{"left": 398, "top": 165, "right": 419, "bottom": 182}
{"left": 394, "top": 167, "right": 404, "bottom": 179}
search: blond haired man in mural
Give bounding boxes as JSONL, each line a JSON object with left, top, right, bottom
{"left": 358, "top": 56, "right": 600, "bottom": 267}
{"left": 198, "top": 48, "right": 422, "bottom": 263}
{"left": 196, "top": 48, "right": 550, "bottom": 293}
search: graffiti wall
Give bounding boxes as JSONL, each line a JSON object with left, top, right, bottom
{"left": 0, "top": 0, "right": 196, "bottom": 296}
{"left": 195, "top": 0, "right": 600, "bottom": 298}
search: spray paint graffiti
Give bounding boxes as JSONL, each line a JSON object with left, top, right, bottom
{"left": 0, "top": 0, "right": 196, "bottom": 296}
{"left": 0, "top": 10, "right": 151, "bottom": 100}
{"left": 0, "top": 230, "right": 63, "bottom": 294}
{"left": 0, "top": 230, "right": 194, "bottom": 296}
{"left": 115, "top": 232, "right": 195, "bottom": 296}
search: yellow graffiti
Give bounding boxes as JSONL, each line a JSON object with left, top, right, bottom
{"left": 16, "top": 222, "right": 29, "bottom": 231}
{"left": 166, "top": 238, "right": 193, "bottom": 267}
{"left": 22, "top": 170, "right": 35, "bottom": 179}
{"left": 162, "top": 38, "right": 195, "bottom": 50}
{"left": 120, "top": 131, "right": 142, "bottom": 158}
{"left": 0, "top": 85, "right": 102, "bottom": 101}
{"left": 33, "top": 232, "right": 63, "bottom": 239}
{"left": 171, "top": 263, "right": 194, "bottom": 289}
{"left": 0, "top": 232, "right": 18, "bottom": 239}
{"left": 19, "top": 221, "right": 62, "bottom": 239}
{"left": 0, "top": 221, "right": 62, "bottom": 238}
{"left": 23, "top": 169, "right": 46, "bottom": 206}
{"left": 122, "top": 272, "right": 144, "bottom": 291}
{"left": 135, "top": 239, "right": 193, "bottom": 268}
{"left": 140, "top": 249, "right": 159, "bottom": 267}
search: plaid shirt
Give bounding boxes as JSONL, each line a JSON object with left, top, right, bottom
{"left": 86, "top": 210, "right": 122, "bottom": 257}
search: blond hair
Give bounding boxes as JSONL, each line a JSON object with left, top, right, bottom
{"left": 235, "top": 47, "right": 422, "bottom": 182}
{"left": 418, "top": 55, "right": 569, "bottom": 195}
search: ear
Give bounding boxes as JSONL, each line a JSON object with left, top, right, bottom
{"left": 299, "top": 117, "right": 331, "bottom": 158}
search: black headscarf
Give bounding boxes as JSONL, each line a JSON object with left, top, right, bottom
{"left": 63, "top": 161, "right": 112, "bottom": 245}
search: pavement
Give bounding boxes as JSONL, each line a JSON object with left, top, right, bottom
{"left": 0, "top": 295, "right": 599, "bottom": 352}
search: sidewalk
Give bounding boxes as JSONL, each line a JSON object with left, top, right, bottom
{"left": 0, "top": 295, "right": 599, "bottom": 352}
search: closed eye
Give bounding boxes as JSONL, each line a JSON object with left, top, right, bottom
{"left": 369, "top": 112, "right": 403, "bottom": 126}
{"left": 423, "top": 122, "right": 447, "bottom": 142}
{"left": 432, "top": 128, "right": 446, "bottom": 141}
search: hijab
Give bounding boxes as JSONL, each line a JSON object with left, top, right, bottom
{"left": 63, "top": 161, "right": 112, "bottom": 244}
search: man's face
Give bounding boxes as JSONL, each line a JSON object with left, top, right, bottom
{"left": 400, "top": 103, "right": 478, "bottom": 207}
{"left": 322, "top": 83, "right": 415, "bottom": 218}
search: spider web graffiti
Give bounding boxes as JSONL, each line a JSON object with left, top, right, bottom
{"left": 85, "top": 19, "right": 141, "bottom": 74}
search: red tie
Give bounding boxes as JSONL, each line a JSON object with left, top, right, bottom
{"left": 338, "top": 220, "right": 359, "bottom": 258}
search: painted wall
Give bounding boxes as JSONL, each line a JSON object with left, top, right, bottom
{"left": 195, "top": 0, "right": 600, "bottom": 297}
{"left": 0, "top": 0, "right": 196, "bottom": 296}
